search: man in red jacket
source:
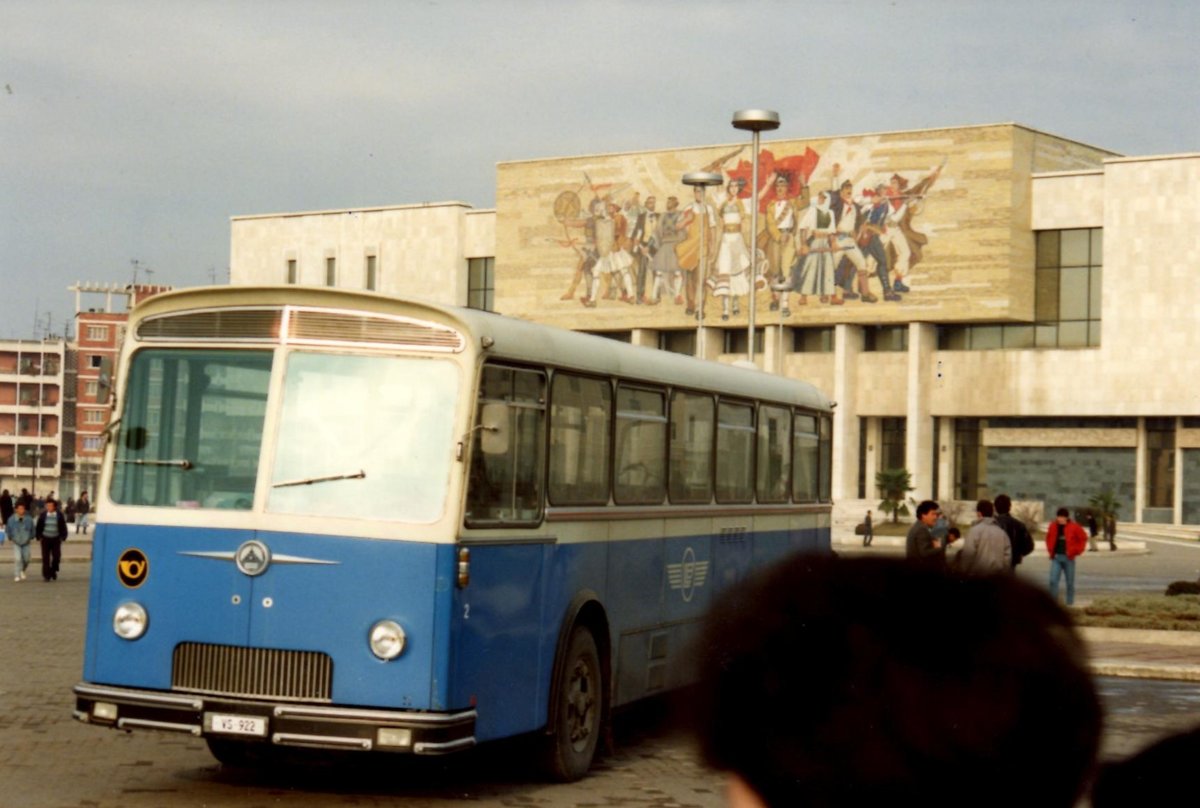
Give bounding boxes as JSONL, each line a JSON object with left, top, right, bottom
{"left": 1046, "top": 507, "right": 1088, "bottom": 605}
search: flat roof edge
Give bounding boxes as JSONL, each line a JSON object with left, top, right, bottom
{"left": 231, "top": 201, "right": 475, "bottom": 222}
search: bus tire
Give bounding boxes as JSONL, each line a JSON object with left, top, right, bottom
{"left": 542, "top": 625, "right": 604, "bottom": 781}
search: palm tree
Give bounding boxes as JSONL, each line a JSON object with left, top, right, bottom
{"left": 875, "top": 468, "right": 914, "bottom": 524}
{"left": 1088, "top": 489, "right": 1121, "bottom": 521}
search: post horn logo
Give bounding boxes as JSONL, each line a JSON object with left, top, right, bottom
{"left": 235, "top": 540, "right": 271, "bottom": 577}
{"left": 117, "top": 548, "right": 149, "bottom": 588}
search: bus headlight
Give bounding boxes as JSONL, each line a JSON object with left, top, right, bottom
{"left": 113, "top": 602, "right": 148, "bottom": 640}
{"left": 369, "top": 620, "right": 407, "bottom": 661}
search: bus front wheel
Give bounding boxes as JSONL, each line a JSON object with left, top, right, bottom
{"left": 542, "top": 626, "right": 604, "bottom": 781}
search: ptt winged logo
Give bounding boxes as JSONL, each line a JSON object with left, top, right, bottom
{"left": 666, "top": 547, "right": 710, "bottom": 603}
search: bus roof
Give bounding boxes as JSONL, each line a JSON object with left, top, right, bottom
{"left": 130, "top": 285, "right": 832, "bottom": 411}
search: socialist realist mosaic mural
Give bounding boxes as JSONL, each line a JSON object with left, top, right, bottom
{"left": 495, "top": 125, "right": 1113, "bottom": 331}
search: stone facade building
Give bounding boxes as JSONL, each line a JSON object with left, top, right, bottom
{"left": 228, "top": 123, "right": 1200, "bottom": 526}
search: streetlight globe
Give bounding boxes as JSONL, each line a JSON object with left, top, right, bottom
{"left": 731, "top": 109, "right": 780, "bottom": 132}
{"left": 681, "top": 171, "right": 723, "bottom": 187}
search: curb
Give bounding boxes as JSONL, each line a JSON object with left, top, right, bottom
{"left": 1089, "top": 662, "right": 1200, "bottom": 682}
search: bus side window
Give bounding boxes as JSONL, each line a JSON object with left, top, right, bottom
{"left": 465, "top": 365, "right": 546, "bottom": 525}
{"left": 793, "top": 413, "right": 819, "bottom": 503}
{"left": 669, "top": 391, "right": 713, "bottom": 504}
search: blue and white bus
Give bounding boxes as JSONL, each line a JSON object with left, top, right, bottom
{"left": 74, "top": 286, "right": 832, "bottom": 779}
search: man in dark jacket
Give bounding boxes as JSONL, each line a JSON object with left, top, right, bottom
{"left": 993, "top": 494, "right": 1034, "bottom": 569}
{"left": 35, "top": 498, "right": 68, "bottom": 582}
{"left": 905, "top": 500, "right": 945, "bottom": 565}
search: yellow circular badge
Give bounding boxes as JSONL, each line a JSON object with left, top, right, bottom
{"left": 117, "top": 548, "right": 149, "bottom": 588}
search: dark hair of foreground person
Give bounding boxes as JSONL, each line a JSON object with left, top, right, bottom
{"left": 692, "top": 555, "right": 1101, "bottom": 808}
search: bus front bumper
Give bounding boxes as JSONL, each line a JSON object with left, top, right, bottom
{"left": 74, "top": 683, "right": 477, "bottom": 754}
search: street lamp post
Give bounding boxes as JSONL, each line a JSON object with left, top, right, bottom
{"left": 681, "top": 171, "right": 723, "bottom": 360}
{"left": 732, "top": 109, "right": 780, "bottom": 366}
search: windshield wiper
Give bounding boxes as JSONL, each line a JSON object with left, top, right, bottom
{"left": 115, "top": 458, "right": 194, "bottom": 470}
{"left": 272, "top": 470, "right": 366, "bottom": 489}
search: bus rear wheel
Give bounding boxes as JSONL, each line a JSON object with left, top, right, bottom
{"left": 542, "top": 626, "right": 604, "bottom": 781}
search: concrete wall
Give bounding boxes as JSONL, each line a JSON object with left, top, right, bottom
{"left": 229, "top": 202, "right": 488, "bottom": 306}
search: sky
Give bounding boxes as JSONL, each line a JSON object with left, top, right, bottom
{"left": 2, "top": 0, "right": 1198, "bottom": 339}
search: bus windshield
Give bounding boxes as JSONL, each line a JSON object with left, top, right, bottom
{"left": 267, "top": 352, "right": 459, "bottom": 523}
{"left": 111, "top": 349, "right": 273, "bottom": 509}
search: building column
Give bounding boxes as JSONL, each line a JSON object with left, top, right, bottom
{"left": 696, "top": 327, "right": 723, "bottom": 362}
{"left": 937, "top": 417, "right": 957, "bottom": 502}
{"left": 1135, "top": 417, "right": 1146, "bottom": 523}
{"left": 763, "top": 325, "right": 786, "bottom": 375}
{"left": 630, "top": 329, "right": 658, "bottom": 349}
{"left": 906, "top": 322, "right": 937, "bottom": 501}
{"left": 831, "top": 324, "right": 863, "bottom": 502}
{"left": 1175, "top": 416, "right": 1184, "bottom": 526}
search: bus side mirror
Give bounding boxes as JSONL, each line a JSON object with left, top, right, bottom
{"left": 479, "top": 402, "right": 510, "bottom": 456}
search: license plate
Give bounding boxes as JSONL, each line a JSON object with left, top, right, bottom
{"left": 206, "top": 712, "right": 267, "bottom": 737}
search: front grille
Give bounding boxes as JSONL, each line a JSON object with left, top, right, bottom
{"left": 172, "top": 643, "right": 333, "bottom": 702}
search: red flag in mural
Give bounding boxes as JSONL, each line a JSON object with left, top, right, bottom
{"left": 726, "top": 147, "right": 821, "bottom": 211}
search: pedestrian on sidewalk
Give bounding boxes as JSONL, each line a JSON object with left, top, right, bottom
{"left": 35, "top": 498, "right": 67, "bottom": 582}
{"left": 5, "top": 501, "right": 35, "bottom": 582}
{"left": 862, "top": 509, "right": 874, "bottom": 547}
{"left": 1085, "top": 509, "right": 1099, "bottom": 552}
{"left": 0, "top": 488, "right": 13, "bottom": 526}
{"left": 1103, "top": 513, "right": 1118, "bottom": 551}
{"left": 75, "top": 490, "right": 91, "bottom": 535}
{"left": 906, "top": 500, "right": 944, "bottom": 566}
{"left": 993, "top": 494, "right": 1034, "bottom": 569}
{"left": 955, "top": 499, "right": 1012, "bottom": 575}
{"left": 1046, "top": 507, "right": 1088, "bottom": 606}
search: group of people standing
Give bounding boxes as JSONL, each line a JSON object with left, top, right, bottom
{"left": 903, "top": 495, "right": 1104, "bottom": 605}
{"left": 0, "top": 488, "right": 90, "bottom": 583}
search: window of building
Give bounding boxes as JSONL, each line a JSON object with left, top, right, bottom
{"left": 587, "top": 331, "right": 631, "bottom": 343}
{"left": 658, "top": 330, "right": 696, "bottom": 356}
{"left": 365, "top": 254, "right": 378, "bottom": 291}
{"left": 85, "top": 380, "right": 99, "bottom": 398}
{"left": 863, "top": 326, "right": 908, "bottom": 352}
{"left": 286, "top": 259, "right": 298, "bottom": 284}
{"left": 1146, "top": 417, "right": 1175, "bottom": 509}
{"left": 723, "top": 328, "right": 764, "bottom": 355}
{"left": 89, "top": 355, "right": 103, "bottom": 369}
{"left": 792, "top": 327, "right": 834, "bottom": 353}
{"left": 1035, "top": 228, "right": 1102, "bottom": 347}
{"left": 325, "top": 256, "right": 337, "bottom": 287}
{"left": 954, "top": 418, "right": 985, "bottom": 500}
{"left": 83, "top": 436, "right": 103, "bottom": 452}
{"left": 83, "top": 409, "right": 106, "bottom": 424}
{"left": 86, "top": 325, "right": 109, "bottom": 341}
{"left": 937, "top": 228, "right": 1102, "bottom": 351}
{"left": 467, "top": 257, "right": 494, "bottom": 311}
{"left": 879, "top": 417, "right": 906, "bottom": 477}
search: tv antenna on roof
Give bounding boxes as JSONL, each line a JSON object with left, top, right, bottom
{"left": 130, "top": 258, "right": 154, "bottom": 286}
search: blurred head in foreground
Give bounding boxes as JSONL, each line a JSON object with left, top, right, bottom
{"left": 693, "top": 555, "right": 1100, "bottom": 808}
